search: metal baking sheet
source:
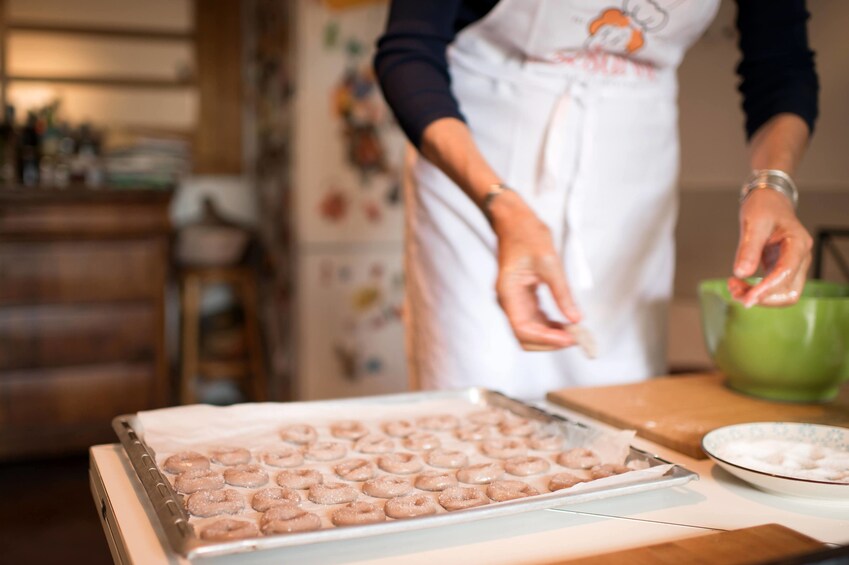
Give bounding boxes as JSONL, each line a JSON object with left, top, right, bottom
{"left": 112, "top": 388, "right": 698, "bottom": 559}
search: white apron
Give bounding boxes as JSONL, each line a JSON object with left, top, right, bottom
{"left": 404, "top": 0, "right": 720, "bottom": 398}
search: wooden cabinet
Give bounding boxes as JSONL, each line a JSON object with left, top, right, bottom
{"left": 0, "top": 188, "right": 171, "bottom": 459}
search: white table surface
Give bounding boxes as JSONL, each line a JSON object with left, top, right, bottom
{"left": 89, "top": 403, "right": 849, "bottom": 564}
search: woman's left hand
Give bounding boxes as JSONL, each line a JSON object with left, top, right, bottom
{"left": 728, "top": 188, "right": 813, "bottom": 307}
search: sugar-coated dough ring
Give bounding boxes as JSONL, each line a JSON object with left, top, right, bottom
{"left": 163, "top": 451, "right": 209, "bottom": 474}
{"left": 528, "top": 431, "right": 564, "bottom": 452}
{"left": 499, "top": 418, "right": 537, "bottom": 437}
{"left": 486, "top": 480, "right": 540, "bottom": 502}
{"left": 303, "top": 441, "right": 347, "bottom": 461}
{"left": 210, "top": 447, "right": 252, "bottom": 466}
{"left": 330, "top": 420, "right": 369, "bottom": 440}
{"left": 276, "top": 468, "right": 323, "bottom": 490}
{"left": 334, "top": 458, "right": 377, "bottom": 482}
{"left": 331, "top": 501, "right": 386, "bottom": 526}
{"left": 455, "top": 424, "right": 496, "bottom": 441}
{"left": 589, "top": 463, "right": 630, "bottom": 480}
{"left": 362, "top": 476, "right": 413, "bottom": 498}
{"left": 385, "top": 494, "right": 440, "bottom": 519}
{"left": 467, "top": 409, "right": 506, "bottom": 425}
{"left": 457, "top": 462, "right": 503, "bottom": 485}
{"left": 426, "top": 449, "right": 469, "bottom": 469}
{"left": 504, "top": 456, "right": 550, "bottom": 476}
{"left": 438, "top": 486, "right": 489, "bottom": 511}
{"left": 262, "top": 447, "right": 304, "bottom": 468}
{"left": 416, "top": 414, "right": 460, "bottom": 431}
{"left": 354, "top": 434, "right": 395, "bottom": 454}
{"left": 402, "top": 432, "right": 441, "bottom": 451}
{"left": 308, "top": 481, "right": 359, "bottom": 505}
{"left": 251, "top": 487, "right": 301, "bottom": 512}
{"left": 224, "top": 463, "right": 269, "bottom": 488}
{"left": 481, "top": 438, "right": 527, "bottom": 459}
{"left": 549, "top": 472, "right": 585, "bottom": 492}
{"left": 377, "top": 452, "right": 423, "bottom": 474}
{"left": 186, "top": 488, "right": 244, "bottom": 517}
{"left": 382, "top": 420, "right": 416, "bottom": 438}
{"left": 414, "top": 470, "right": 459, "bottom": 492}
{"left": 200, "top": 518, "right": 259, "bottom": 541}
{"left": 260, "top": 502, "right": 321, "bottom": 534}
{"left": 175, "top": 469, "right": 224, "bottom": 494}
{"left": 279, "top": 424, "right": 318, "bottom": 445}
{"left": 557, "top": 448, "right": 600, "bottom": 469}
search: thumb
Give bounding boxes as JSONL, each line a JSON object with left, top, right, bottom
{"left": 733, "top": 216, "right": 771, "bottom": 279}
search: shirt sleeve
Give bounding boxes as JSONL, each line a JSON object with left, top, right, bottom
{"left": 373, "top": 1, "right": 467, "bottom": 148}
{"left": 735, "top": 0, "right": 819, "bottom": 139}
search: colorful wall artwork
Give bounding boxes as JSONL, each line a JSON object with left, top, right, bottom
{"left": 294, "top": 0, "right": 407, "bottom": 398}
{"left": 295, "top": 0, "right": 405, "bottom": 244}
{"left": 297, "top": 251, "right": 406, "bottom": 400}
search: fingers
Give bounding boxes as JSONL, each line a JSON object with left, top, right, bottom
{"left": 732, "top": 191, "right": 812, "bottom": 308}
{"left": 521, "top": 326, "right": 577, "bottom": 351}
{"left": 727, "top": 276, "right": 752, "bottom": 302}
{"left": 492, "top": 206, "right": 583, "bottom": 350}
{"left": 537, "top": 254, "right": 582, "bottom": 323}
{"left": 733, "top": 213, "right": 771, "bottom": 279}
{"left": 731, "top": 234, "right": 811, "bottom": 308}
{"left": 756, "top": 251, "right": 810, "bottom": 307}
{"left": 496, "top": 273, "right": 577, "bottom": 351}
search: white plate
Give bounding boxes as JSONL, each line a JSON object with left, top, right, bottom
{"left": 702, "top": 422, "right": 849, "bottom": 499}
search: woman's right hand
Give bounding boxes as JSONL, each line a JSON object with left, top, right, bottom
{"left": 489, "top": 190, "right": 583, "bottom": 351}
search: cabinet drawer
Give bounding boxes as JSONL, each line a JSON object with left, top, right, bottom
{"left": 0, "top": 200, "right": 170, "bottom": 238}
{"left": 0, "top": 304, "right": 157, "bottom": 371}
{"left": 0, "top": 363, "right": 157, "bottom": 428}
{"left": 0, "top": 239, "right": 167, "bottom": 305}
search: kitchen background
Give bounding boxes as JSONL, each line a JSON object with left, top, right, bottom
{"left": 0, "top": 0, "right": 847, "bottom": 459}
{"left": 0, "top": 1, "right": 847, "bottom": 562}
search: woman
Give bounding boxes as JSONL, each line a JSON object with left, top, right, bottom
{"left": 374, "top": 0, "right": 818, "bottom": 397}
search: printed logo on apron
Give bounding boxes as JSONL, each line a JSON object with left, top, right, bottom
{"left": 585, "top": 0, "right": 686, "bottom": 54}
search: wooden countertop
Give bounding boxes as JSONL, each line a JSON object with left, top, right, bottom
{"left": 547, "top": 373, "right": 849, "bottom": 459}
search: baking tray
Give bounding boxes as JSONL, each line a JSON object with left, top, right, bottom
{"left": 112, "top": 388, "right": 698, "bottom": 559}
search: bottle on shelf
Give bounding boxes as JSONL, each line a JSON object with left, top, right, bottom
{"left": 18, "top": 112, "right": 40, "bottom": 188}
{"left": 54, "top": 122, "right": 74, "bottom": 189}
{"left": 0, "top": 105, "right": 18, "bottom": 186}
{"left": 38, "top": 102, "right": 61, "bottom": 188}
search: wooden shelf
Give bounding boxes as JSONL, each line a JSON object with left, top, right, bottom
{"left": 7, "top": 21, "right": 194, "bottom": 41}
{"left": 0, "top": 185, "right": 175, "bottom": 203}
{"left": 0, "top": 0, "right": 243, "bottom": 174}
{"left": 6, "top": 74, "right": 195, "bottom": 89}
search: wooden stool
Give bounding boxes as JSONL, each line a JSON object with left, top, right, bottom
{"left": 179, "top": 266, "right": 267, "bottom": 404}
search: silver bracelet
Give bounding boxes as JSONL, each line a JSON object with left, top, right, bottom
{"left": 482, "top": 182, "right": 513, "bottom": 216}
{"left": 739, "top": 169, "right": 799, "bottom": 209}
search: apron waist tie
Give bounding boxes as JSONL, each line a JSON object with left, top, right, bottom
{"left": 537, "top": 81, "right": 595, "bottom": 291}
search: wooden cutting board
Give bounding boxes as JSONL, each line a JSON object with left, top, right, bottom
{"left": 546, "top": 373, "right": 849, "bottom": 459}
{"left": 550, "top": 524, "right": 825, "bottom": 565}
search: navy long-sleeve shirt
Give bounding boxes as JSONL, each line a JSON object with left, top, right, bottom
{"left": 374, "top": 0, "right": 819, "bottom": 148}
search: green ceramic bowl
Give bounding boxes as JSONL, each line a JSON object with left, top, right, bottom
{"left": 698, "top": 279, "right": 849, "bottom": 402}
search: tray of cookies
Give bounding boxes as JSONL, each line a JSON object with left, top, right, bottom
{"left": 112, "top": 388, "right": 697, "bottom": 559}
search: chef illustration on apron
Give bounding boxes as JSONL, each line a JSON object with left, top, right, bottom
{"left": 404, "top": 0, "right": 721, "bottom": 398}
